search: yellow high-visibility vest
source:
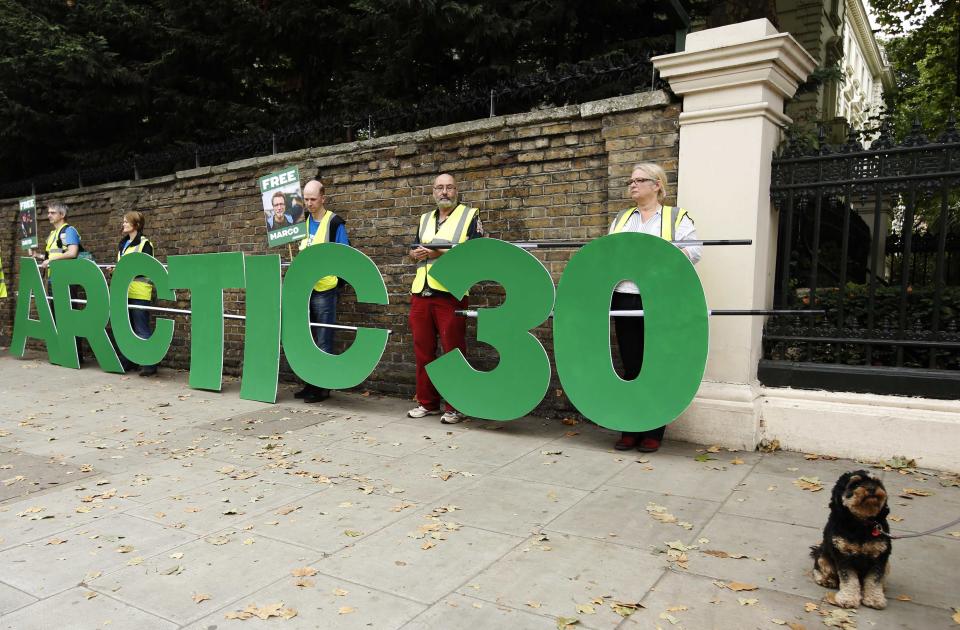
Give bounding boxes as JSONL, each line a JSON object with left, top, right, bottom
{"left": 117, "top": 236, "right": 154, "bottom": 300}
{"left": 612, "top": 205, "right": 690, "bottom": 241}
{"left": 0, "top": 251, "right": 7, "bottom": 298}
{"left": 411, "top": 204, "right": 478, "bottom": 294}
{"left": 44, "top": 223, "right": 80, "bottom": 280}
{"left": 298, "top": 210, "right": 339, "bottom": 292}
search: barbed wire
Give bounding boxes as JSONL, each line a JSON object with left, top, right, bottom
{"left": 0, "top": 50, "right": 665, "bottom": 200}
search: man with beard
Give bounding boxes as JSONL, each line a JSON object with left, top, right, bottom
{"left": 407, "top": 173, "right": 482, "bottom": 424}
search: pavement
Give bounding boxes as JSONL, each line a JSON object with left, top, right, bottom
{"left": 0, "top": 352, "right": 958, "bottom": 630}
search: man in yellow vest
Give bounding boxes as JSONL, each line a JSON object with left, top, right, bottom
{"left": 0, "top": 246, "right": 7, "bottom": 299}
{"left": 31, "top": 201, "right": 85, "bottom": 362}
{"left": 294, "top": 179, "right": 349, "bottom": 403}
{"left": 407, "top": 173, "right": 483, "bottom": 424}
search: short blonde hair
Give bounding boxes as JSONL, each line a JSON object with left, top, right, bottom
{"left": 631, "top": 163, "right": 668, "bottom": 203}
{"left": 123, "top": 210, "right": 144, "bottom": 232}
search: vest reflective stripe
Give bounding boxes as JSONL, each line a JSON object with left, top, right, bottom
{"left": 411, "top": 204, "right": 477, "bottom": 294}
{"left": 0, "top": 254, "right": 7, "bottom": 298}
{"left": 612, "top": 206, "right": 688, "bottom": 241}
{"left": 298, "top": 210, "right": 339, "bottom": 292}
{"left": 118, "top": 237, "right": 153, "bottom": 300}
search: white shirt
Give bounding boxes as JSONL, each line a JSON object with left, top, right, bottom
{"left": 608, "top": 206, "right": 702, "bottom": 294}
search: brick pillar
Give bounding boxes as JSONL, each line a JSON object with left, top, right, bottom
{"left": 652, "top": 19, "right": 815, "bottom": 448}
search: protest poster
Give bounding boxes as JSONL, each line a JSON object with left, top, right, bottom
{"left": 18, "top": 197, "right": 38, "bottom": 249}
{"left": 258, "top": 167, "right": 307, "bottom": 247}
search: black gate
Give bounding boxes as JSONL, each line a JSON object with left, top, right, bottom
{"left": 762, "top": 119, "right": 960, "bottom": 399}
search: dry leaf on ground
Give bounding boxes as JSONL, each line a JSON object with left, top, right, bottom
{"left": 702, "top": 549, "right": 748, "bottom": 559}
{"left": 291, "top": 567, "right": 317, "bottom": 577}
{"left": 725, "top": 581, "right": 759, "bottom": 592}
{"left": 193, "top": 593, "right": 210, "bottom": 604}
{"left": 901, "top": 488, "right": 933, "bottom": 497}
{"left": 793, "top": 477, "right": 824, "bottom": 492}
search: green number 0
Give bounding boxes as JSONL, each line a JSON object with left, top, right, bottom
{"left": 553, "top": 233, "right": 708, "bottom": 432}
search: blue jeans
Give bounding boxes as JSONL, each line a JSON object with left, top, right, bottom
{"left": 309, "top": 289, "right": 338, "bottom": 354}
{"left": 128, "top": 298, "right": 156, "bottom": 370}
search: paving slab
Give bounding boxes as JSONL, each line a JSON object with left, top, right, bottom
{"left": 0, "top": 449, "right": 99, "bottom": 504}
{"left": 604, "top": 450, "right": 757, "bottom": 502}
{"left": 123, "top": 477, "right": 322, "bottom": 536}
{"left": 235, "top": 484, "right": 419, "bottom": 554}
{"left": 317, "top": 519, "right": 522, "bottom": 604}
{"left": 432, "top": 475, "right": 588, "bottom": 537}
{"left": 0, "top": 582, "right": 36, "bottom": 616}
{"left": 547, "top": 486, "right": 721, "bottom": 548}
{"left": 462, "top": 532, "right": 664, "bottom": 629}
{"left": 415, "top": 423, "right": 562, "bottom": 468}
{"left": 183, "top": 571, "right": 426, "bottom": 630}
{"left": 493, "top": 443, "right": 634, "bottom": 491}
{"left": 88, "top": 533, "right": 318, "bottom": 626}
{"left": 362, "top": 453, "right": 496, "bottom": 504}
{"left": 401, "top": 593, "right": 550, "bottom": 630}
{"left": 0, "top": 513, "right": 195, "bottom": 598}
{"left": 0, "top": 587, "right": 177, "bottom": 630}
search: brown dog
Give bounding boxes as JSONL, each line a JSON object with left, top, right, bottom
{"left": 811, "top": 470, "right": 891, "bottom": 609}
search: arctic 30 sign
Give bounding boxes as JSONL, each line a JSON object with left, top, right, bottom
{"left": 10, "top": 235, "right": 708, "bottom": 432}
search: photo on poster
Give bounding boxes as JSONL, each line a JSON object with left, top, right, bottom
{"left": 18, "top": 197, "right": 38, "bottom": 249}
{"left": 258, "top": 167, "right": 307, "bottom": 247}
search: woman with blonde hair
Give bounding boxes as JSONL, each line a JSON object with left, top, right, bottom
{"left": 608, "top": 163, "right": 701, "bottom": 452}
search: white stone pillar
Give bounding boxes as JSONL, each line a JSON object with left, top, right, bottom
{"left": 652, "top": 20, "right": 816, "bottom": 448}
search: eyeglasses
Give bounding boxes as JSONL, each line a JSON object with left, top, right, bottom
{"left": 629, "top": 178, "right": 656, "bottom": 186}
{"left": 433, "top": 185, "right": 457, "bottom": 192}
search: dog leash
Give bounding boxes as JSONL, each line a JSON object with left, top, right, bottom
{"left": 874, "top": 515, "right": 960, "bottom": 540}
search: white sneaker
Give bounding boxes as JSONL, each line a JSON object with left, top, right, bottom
{"left": 408, "top": 405, "right": 441, "bottom": 418}
{"left": 440, "top": 411, "right": 466, "bottom": 424}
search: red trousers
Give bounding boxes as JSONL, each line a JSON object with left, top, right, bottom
{"left": 409, "top": 293, "right": 468, "bottom": 412}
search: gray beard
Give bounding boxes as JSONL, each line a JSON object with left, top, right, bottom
{"left": 437, "top": 200, "right": 456, "bottom": 210}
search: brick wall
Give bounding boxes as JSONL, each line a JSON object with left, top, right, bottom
{"left": 0, "top": 90, "right": 680, "bottom": 417}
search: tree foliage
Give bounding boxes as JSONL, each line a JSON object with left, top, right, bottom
{"left": 871, "top": 0, "right": 959, "bottom": 138}
{"left": 0, "top": 0, "right": 703, "bottom": 183}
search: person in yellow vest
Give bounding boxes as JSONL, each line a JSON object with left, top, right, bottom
{"left": 0, "top": 246, "right": 7, "bottom": 299}
{"left": 111, "top": 210, "right": 159, "bottom": 376}
{"left": 31, "top": 201, "right": 85, "bottom": 362}
{"left": 609, "top": 162, "right": 702, "bottom": 453}
{"left": 407, "top": 173, "right": 483, "bottom": 425}
{"left": 294, "top": 179, "right": 349, "bottom": 403}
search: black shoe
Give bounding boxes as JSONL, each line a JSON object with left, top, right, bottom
{"left": 139, "top": 367, "right": 158, "bottom": 377}
{"left": 294, "top": 385, "right": 312, "bottom": 399}
{"left": 303, "top": 388, "right": 330, "bottom": 403}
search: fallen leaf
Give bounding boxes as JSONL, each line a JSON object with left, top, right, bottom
{"left": 952, "top": 608, "right": 960, "bottom": 625}
{"left": 949, "top": 531, "right": 960, "bottom": 538}
{"left": 658, "top": 612, "right": 680, "bottom": 626}
{"left": 160, "top": 565, "right": 183, "bottom": 576}
{"left": 822, "top": 608, "right": 857, "bottom": 629}
{"left": 333, "top": 588, "right": 348, "bottom": 596}
{"left": 193, "top": 593, "right": 210, "bottom": 604}
{"left": 702, "top": 549, "right": 748, "bottom": 559}
{"left": 895, "top": 595, "right": 912, "bottom": 601}
{"left": 793, "top": 476, "right": 823, "bottom": 492}
{"left": 726, "top": 581, "right": 758, "bottom": 592}
{"left": 556, "top": 617, "right": 579, "bottom": 629}
{"left": 116, "top": 545, "right": 134, "bottom": 553}
{"left": 526, "top": 601, "right": 542, "bottom": 608}
{"left": 694, "top": 453, "right": 715, "bottom": 462}
{"left": 169, "top": 552, "right": 184, "bottom": 559}
{"left": 205, "top": 536, "right": 230, "bottom": 546}
{"left": 421, "top": 540, "right": 436, "bottom": 550}
{"left": 731, "top": 458, "right": 745, "bottom": 465}
{"left": 46, "top": 537, "right": 67, "bottom": 546}
{"left": 902, "top": 488, "right": 933, "bottom": 497}
{"left": 804, "top": 602, "right": 819, "bottom": 612}
{"left": 890, "top": 515, "right": 904, "bottom": 522}
{"left": 576, "top": 603, "right": 595, "bottom": 614}
{"left": 344, "top": 529, "right": 363, "bottom": 537}
{"left": 291, "top": 567, "right": 317, "bottom": 577}
{"left": 737, "top": 598, "right": 758, "bottom": 606}
{"left": 294, "top": 578, "right": 314, "bottom": 588}
{"left": 275, "top": 505, "right": 301, "bottom": 515}
{"left": 338, "top": 606, "right": 355, "bottom": 615}
{"left": 667, "top": 605, "right": 688, "bottom": 612}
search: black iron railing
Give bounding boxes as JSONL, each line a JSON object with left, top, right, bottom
{"left": 763, "top": 118, "right": 960, "bottom": 398}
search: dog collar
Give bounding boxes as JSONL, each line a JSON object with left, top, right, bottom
{"left": 868, "top": 520, "right": 882, "bottom": 537}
